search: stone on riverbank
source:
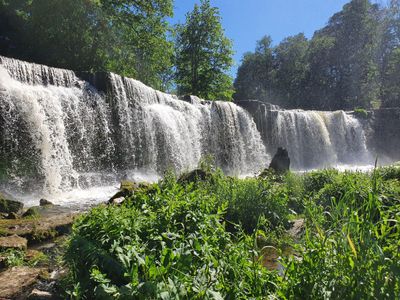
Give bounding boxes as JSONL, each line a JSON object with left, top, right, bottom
{"left": 0, "top": 234, "right": 27, "bottom": 250}
{"left": 0, "top": 266, "right": 45, "bottom": 299}
{"left": 23, "top": 207, "right": 40, "bottom": 218}
{"left": 0, "top": 206, "right": 77, "bottom": 244}
{"left": 269, "top": 147, "right": 290, "bottom": 174}
{"left": 28, "top": 288, "right": 54, "bottom": 299}
{"left": 178, "top": 169, "right": 211, "bottom": 184}
{"left": 39, "top": 199, "right": 54, "bottom": 207}
{"left": 0, "top": 193, "right": 23, "bottom": 214}
{"left": 108, "top": 180, "right": 154, "bottom": 204}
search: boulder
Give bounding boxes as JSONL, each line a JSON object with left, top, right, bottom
{"left": 269, "top": 147, "right": 290, "bottom": 174}
{"left": 288, "top": 218, "right": 305, "bottom": 240}
{"left": 259, "top": 245, "right": 280, "bottom": 270}
{"left": 120, "top": 180, "right": 138, "bottom": 191}
{"left": 39, "top": 199, "right": 53, "bottom": 207}
{"left": 0, "top": 193, "right": 23, "bottom": 214}
{"left": 108, "top": 190, "right": 130, "bottom": 204}
{"left": 178, "top": 169, "right": 211, "bottom": 184}
{"left": 0, "top": 234, "right": 27, "bottom": 250}
{"left": 108, "top": 181, "right": 153, "bottom": 204}
{"left": 23, "top": 207, "right": 40, "bottom": 218}
{"left": 0, "top": 266, "right": 45, "bottom": 299}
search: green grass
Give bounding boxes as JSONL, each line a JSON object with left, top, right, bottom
{"left": 65, "top": 166, "right": 400, "bottom": 299}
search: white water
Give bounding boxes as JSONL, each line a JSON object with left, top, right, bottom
{"left": 0, "top": 56, "right": 377, "bottom": 207}
{"left": 260, "top": 108, "right": 373, "bottom": 170}
{"left": 0, "top": 56, "right": 267, "bottom": 206}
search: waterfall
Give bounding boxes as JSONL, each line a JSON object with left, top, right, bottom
{"left": 0, "top": 56, "right": 267, "bottom": 201}
{"left": 258, "top": 107, "right": 372, "bottom": 169}
{"left": 0, "top": 56, "right": 376, "bottom": 205}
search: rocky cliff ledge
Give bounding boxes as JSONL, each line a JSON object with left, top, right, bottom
{"left": 368, "top": 108, "right": 400, "bottom": 163}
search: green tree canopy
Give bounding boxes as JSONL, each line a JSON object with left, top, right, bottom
{"left": 234, "top": 0, "right": 396, "bottom": 110}
{"left": 234, "top": 36, "right": 275, "bottom": 102}
{"left": 380, "top": 0, "right": 400, "bottom": 107}
{"left": 0, "top": 0, "right": 174, "bottom": 90}
{"left": 175, "top": 0, "right": 234, "bottom": 100}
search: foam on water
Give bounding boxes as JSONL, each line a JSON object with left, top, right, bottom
{"left": 0, "top": 57, "right": 266, "bottom": 206}
{"left": 0, "top": 56, "right": 380, "bottom": 208}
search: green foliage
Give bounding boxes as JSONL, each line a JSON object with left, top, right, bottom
{"left": 0, "top": 248, "right": 48, "bottom": 268}
{"left": 0, "top": 0, "right": 174, "bottom": 90}
{"left": 66, "top": 173, "right": 282, "bottom": 298}
{"left": 303, "top": 169, "right": 339, "bottom": 196}
{"left": 234, "top": 0, "right": 398, "bottom": 110}
{"left": 377, "top": 164, "right": 400, "bottom": 181}
{"left": 2, "top": 249, "right": 25, "bottom": 267}
{"left": 175, "top": 0, "right": 234, "bottom": 100}
{"left": 66, "top": 166, "right": 400, "bottom": 298}
{"left": 234, "top": 36, "right": 275, "bottom": 102}
{"left": 381, "top": 48, "right": 400, "bottom": 108}
{"left": 354, "top": 108, "right": 369, "bottom": 118}
{"left": 280, "top": 167, "right": 400, "bottom": 299}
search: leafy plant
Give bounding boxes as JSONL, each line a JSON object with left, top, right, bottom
{"left": 65, "top": 166, "right": 400, "bottom": 298}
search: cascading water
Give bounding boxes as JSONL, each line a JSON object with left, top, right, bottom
{"left": 0, "top": 56, "right": 267, "bottom": 206}
{"left": 255, "top": 106, "right": 373, "bottom": 170}
{"left": 0, "top": 56, "right": 376, "bottom": 206}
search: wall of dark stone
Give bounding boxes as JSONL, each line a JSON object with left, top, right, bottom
{"left": 368, "top": 108, "right": 400, "bottom": 163}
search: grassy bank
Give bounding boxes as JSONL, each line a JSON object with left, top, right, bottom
{"left": 65, "top": 166, "right": 400, "bottom": 299}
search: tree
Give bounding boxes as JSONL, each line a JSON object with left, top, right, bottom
{"left": 273, "top": 34, "right": 309, "bottom": 108}
{"left": 234, "top": 36, "right": 275, "bottom": 102}
{"left": 380, "top": 0, "right": 400, "bottom": 107}
{"left": 0, "top": 0, "right": 174, "bottom": 90}
{"left": 175, "top": 0, "right": 234, "bottom": 100}
{"left": 234, "top": 0, "right": 387, "bottom": 110}
{"left": 381, "top": 47, "right": 400, "bottom": 108}
{"left": 308, "top": 0, "right": 381, "bottom": 109}
{"left": 305, "top": 35, "right": 337, "bottom": 109}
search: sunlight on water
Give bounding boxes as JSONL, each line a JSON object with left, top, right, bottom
{"left": 0, "top": 56, "right": 395, "bottom": 208}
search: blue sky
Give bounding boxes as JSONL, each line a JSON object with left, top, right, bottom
{"left": 170, "top": 0, "right": 385, "bottom": 77}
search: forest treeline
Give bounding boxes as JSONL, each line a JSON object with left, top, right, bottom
{"left": 1, "top": 0, "right": 400, "bottom": 109}
{"left": 235, "top": 0, "right": 400, "bottom": 110}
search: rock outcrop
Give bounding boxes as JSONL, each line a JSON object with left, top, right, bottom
{"left": 0, "top": 205, "right": 77, "bottom": 244}
{"left": 39, "top": 199, "right": 54, "bottom": 207}
{"left": 178, "top": 169, "right": 211, "bottom": 184}
{"left": 0, "top": 266, "right": 45, "bottom": 299}
{"left": 368, "top": 108, "right": 400, "bottom": 163}
{"left": 269, "top": 147, "right": 290, "bottom": 173}
{"left": 0, "top": 234, "right": 27, "bottom": 250}
{"left": 0, "top": 193, "right": 23, "bottom": 214}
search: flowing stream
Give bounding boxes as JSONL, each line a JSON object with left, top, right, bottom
{"left": 0, "top": 56, "right": 375, "bottom": 206}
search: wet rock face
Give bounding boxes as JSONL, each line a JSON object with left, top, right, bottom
{"left": 269, "top": 147, "right": 290, "bottom": 173}
{"left": 0, "top": 193, "right": 23, "bottom": 214}
{"left": 177, "top": 169, "right": 211, "bottom": 185}
{"left": 0, "top": 206, "right": 77, "bottom": 245}
{"left": 369, "top": 108, "right": 400, "bottom": 162}
{"left": 39, "top": 199, "right": 54, "bottom": 207}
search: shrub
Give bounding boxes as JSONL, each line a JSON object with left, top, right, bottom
{"left": 353, "top": 108, "right": 369, "bottom": 118}
{"left": 65, "top": 176, "right": 281, "bottom": 299}
{"left": 65, "top": 168, "right": 400, "bottom": 298}
{"left": 281, "top": 172, "right": 400, "bottom": 299}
